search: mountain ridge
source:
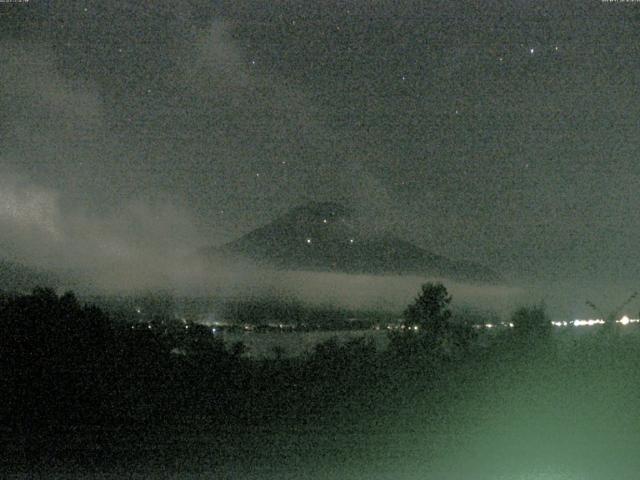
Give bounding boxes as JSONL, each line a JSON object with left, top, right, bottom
{"left": 204, "top": 202, "right": 501, "bottom": 283}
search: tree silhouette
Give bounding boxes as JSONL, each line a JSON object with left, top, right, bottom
{"left": 404, "top": 282, "right": 452, "bottom": 334}
{"left": 390, "top": 282, "right": 463, "bottom": 360}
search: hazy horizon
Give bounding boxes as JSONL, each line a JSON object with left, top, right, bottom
{"left": 2, "top": 1, "right": 640, "bottom": 319}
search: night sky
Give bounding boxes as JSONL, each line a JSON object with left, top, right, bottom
{"left": 2, "top": 1, "right": 640, "bottom": 315}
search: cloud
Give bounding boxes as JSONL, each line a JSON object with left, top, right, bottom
{"left": 0, "top": 174, "right": 206, "bottom": 289}
{"left": 0, "top": 40, "right": 115, "bottom": 199}
{"left": 0, "top": 39, "right": 211, "bottom": 292}
{"left": 258, "top": 270, "right": 522, "bottom": 314}
{"left": 0, "top": 175, "right": 61, "bottom": 239}
{"left": 0, "top": 16, "right": 519, "bottom": 313}
{"left": 156, "top": 20, "right": 402, "bottom": 231}
{"left": 0, "top": 172, "right": 520, "bottom": 312}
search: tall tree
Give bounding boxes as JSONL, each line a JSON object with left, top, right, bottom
{"left": 404, "top": 282, "right": 452, "bottom": 335}
{"left": 390, "top": 282, "right": 459, "bottom": 360}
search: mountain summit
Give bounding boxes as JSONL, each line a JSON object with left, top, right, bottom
{"left": 206, "top": 202, "right": 500, "bottom": 283}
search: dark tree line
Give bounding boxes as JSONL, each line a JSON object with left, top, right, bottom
{"left": 0, "top": 284, "right": 553, "bottom": 437}
{"left": 0, "top": 288, "right": 241, "bottom": 432}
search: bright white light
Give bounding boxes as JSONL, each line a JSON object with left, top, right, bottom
{"left": 573, "top": 318, "right": 605, "bottom": 327}
{"left": 306, "top": 238, "right": 312, "bottom": 244}
{"left": 615, "top": 316, "right": 640, "bottom": 325}
{"left": 530, "top": 47, "right": 535, "bottom": 54}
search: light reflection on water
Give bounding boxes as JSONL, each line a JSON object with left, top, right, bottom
{"left": 221, "top": 323, "right": 640, "bottom": 359}
{"left": 221, "top": 329, "right": 388, "bottom": 358}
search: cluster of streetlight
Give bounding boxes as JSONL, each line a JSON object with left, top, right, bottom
{"left": 474, "top": 323, "right": 514, "bottom": 329}
{"left": 551, "top": 316, "right": 640, "bottom": 328}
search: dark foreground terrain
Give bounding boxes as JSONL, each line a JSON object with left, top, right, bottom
{"left": 2, "top": 289, "right": 640, "bottom": 479}
{"left": 3, "top": 333, "right": 640, "bottom": 479}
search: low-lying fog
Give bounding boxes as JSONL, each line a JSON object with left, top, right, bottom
{"left": 2, "top": 175, "right": 638, "bottom": 321}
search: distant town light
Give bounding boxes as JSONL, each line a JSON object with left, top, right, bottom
{"left": 615, "top": 316, "right": 639, "bottom": 325}
{"left": 572, "top": 319, "right": 605, "bottom": 327}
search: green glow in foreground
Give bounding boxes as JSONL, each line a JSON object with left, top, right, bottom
{"left": 504, "top": 476, "right": 575, "bottom": 480}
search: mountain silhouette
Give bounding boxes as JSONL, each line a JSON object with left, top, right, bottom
{"left": 205, "top": 202, "right": 500, "bottom": 283}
